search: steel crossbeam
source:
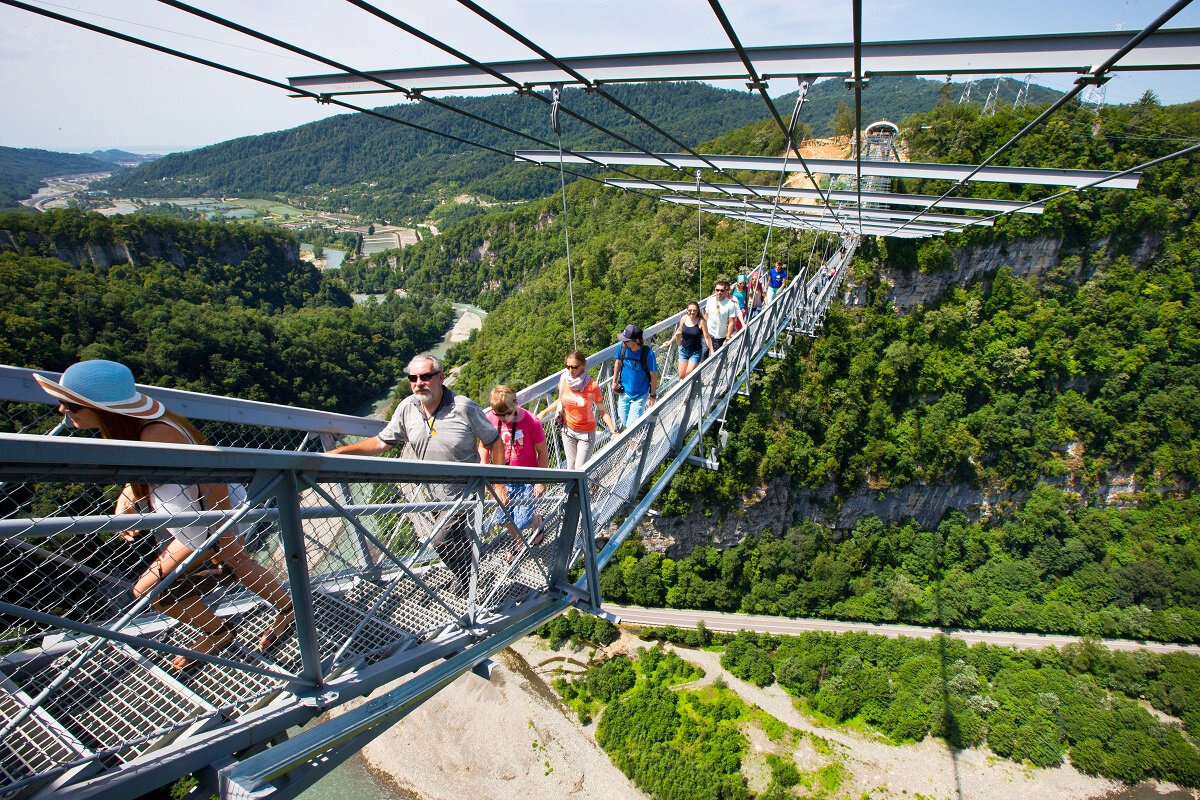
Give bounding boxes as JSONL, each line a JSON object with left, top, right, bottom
{"left": 288, "top": 28, "right": 1200, "bottom": 95}
{"left": 515, "top": 150, "right": 1142, "bottom": 189}
{"left": 708, "top": 207, "right": 949, "bottom": 237}
{"left": 603, "top": 179, "right": 1046, "bottom": 214}
{"left": 658, "top": 194, "right": 995, "bottom": 226}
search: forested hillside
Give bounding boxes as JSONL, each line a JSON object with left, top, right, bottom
{"left": 801, "top": 74, "right": 1061, "bottom": 137}
{"left": 0, "top": 147, "right": 111, "bottom": 207}
{"left": 97, "top": 76, "right": 1059, "bottom": 224}
{"left": 0, "top": 210, "right": 449, "bottom": 412}
{"left": 100, "top": 83, "right": 770, "bottom": 222}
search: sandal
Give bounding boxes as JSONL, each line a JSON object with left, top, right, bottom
{"left": 259, "top": 606, "right": 295, "bottom": 652}
{"left": 171, "top": 623, "right": 236, "bottom": 671}
{"left": 529, "top": 524, "right": 546, "bottom": 548}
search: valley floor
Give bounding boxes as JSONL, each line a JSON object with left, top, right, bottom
{"left": 332, "top": 631, "right": 1195, "bottom": 800}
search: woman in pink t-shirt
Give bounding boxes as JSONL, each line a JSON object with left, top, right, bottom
{"left": 537, "top": 349, "right": 616, "bottom": 470}
{"left": 482, "top": 385, "right": 549, "bottom": 559}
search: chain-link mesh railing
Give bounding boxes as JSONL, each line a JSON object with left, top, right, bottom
{"left": 0, "top": 238, "right": 855, "bottom": 798}
{"left": 0, "top": 438, "right": 584, "bottom": 797}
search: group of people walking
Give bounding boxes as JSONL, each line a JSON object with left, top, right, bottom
{"left": 34, "top": 261, "right": 793, "bottom": 664}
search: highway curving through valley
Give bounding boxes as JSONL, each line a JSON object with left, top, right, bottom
{"left": 603, "top": 604, "right": 1200, "bottom": 655}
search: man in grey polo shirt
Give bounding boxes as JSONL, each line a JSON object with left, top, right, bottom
{"left": 330, "top": 355, "right": 502, "bottom": 593}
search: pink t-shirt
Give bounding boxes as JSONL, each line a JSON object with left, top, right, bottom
{"left": 485, "top": 407, "right": 546, "bottom": 467}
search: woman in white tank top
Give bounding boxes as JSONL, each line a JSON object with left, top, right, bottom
{"left": 36, "top": 360, "right": 294, "bottom": 670}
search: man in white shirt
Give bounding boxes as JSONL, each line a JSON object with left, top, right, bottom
{"left": 703, "top": 279, "right": 739, "bottom": 355}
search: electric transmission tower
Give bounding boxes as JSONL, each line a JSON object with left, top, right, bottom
{"left": 982, "top": 78, "right": 1002, "bottom": 116}
{"left": 1013, "top": 74, "right": 1031, "bottom": 109}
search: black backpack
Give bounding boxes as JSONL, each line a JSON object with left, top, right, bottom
{"left": 615, "top": 343, "right": 650, "bottom": 395}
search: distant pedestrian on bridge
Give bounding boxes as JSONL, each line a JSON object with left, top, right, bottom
{"left": 328, "top": 355, "right": 503, "bottom": 595}
{"left": 482, "top": 385, "right": 548, "bottom": 562}
{"left": 538, "top": 350, "right": 615, "bottom": 470}
{"left": 746, "top": 266, "right": 765, "bottom": 319}
{"left": 703, "top": 280, "right": 739, "bottom": 354}
{"left": 669, "top": 301, "right": 714, "bottom": 379}
{"left": 766, "top": 259, "right": 788, "bottom": 304}
{"left": 36, "top": 360, "right": 295, "bottom": 670}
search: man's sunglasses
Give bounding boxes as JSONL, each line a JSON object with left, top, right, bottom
{"left": 408, "top": 370, "right": 442, "bottom": 383}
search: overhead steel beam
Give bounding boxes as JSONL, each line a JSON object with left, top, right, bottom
{"left": 605, "top": 178, "right": 1045, "bottom": 214}
{"left": 713, "top": 208, "right": 941, "bottom": 237}
{"left": 719, "top": 205, "right": 954, "bottom": 230}
{"left": 289, "top": 28, "right": 1200, "bottom": 95}
{"left": 516, "top": 150, "right": 1141, "bottom": 189}
{"left": 659, "top": 195, "right": 994, "bottom": 226}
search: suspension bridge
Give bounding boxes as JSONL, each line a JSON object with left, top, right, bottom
{"left": 1, "top": 1, "right": 1199, "bottom": 798}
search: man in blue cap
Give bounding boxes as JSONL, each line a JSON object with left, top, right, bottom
{"left": 612, "top": 324, "right": 658, "bottom": 429}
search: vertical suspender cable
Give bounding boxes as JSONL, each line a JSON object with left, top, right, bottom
{"left": 696, "top": 169, "right": 703, "bottom": 296}
{"left": 551, "top": 87, "right": 578, "bottom": 350}
{"left": 757, "top": 91, "right": 806, "bottom": 269}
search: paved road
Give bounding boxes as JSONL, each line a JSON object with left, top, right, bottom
{"left": 602, "top": 604, "right": 1200, "bottom": 655}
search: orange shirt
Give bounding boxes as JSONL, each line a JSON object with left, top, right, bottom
{"left": 560, "top": 376, "right": 603, "bottom": 432}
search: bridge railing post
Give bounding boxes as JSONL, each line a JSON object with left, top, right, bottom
{"left": 273, "top": 468, "right": 324, "bottom": 687}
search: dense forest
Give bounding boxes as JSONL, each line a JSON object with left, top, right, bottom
{"left": 0, "top": 147, "right": 111, "bottom": 207}
{"left": 556, "top": 625, "right": 1200, "bottom": 796}
{"left": 0, "top": 210, "right": 449, "bottom": 412}
{"left": 601, "top": 494, "right": 1200, "bottom": 642}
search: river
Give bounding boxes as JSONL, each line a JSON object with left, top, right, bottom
{"left": 352, "top": 298, "right": 487, "bottom": 419}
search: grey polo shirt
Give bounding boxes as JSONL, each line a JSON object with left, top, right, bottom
{"left": 378, "top": 389, "right": 499, "bottom": 500}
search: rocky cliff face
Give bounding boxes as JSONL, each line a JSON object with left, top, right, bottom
{"left": 839, "top": 232, "right": 1160, "bottom": 314}
{"left": 0, "top": 227, "right": 299, "bottom": 269}
{"left": 636, "top": 469, "right": 1159, "bottom": 559}
{"left": 886, "top": 235, "right": 1064, "bottom": 312}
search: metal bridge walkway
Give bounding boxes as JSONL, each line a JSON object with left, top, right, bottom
{"left": 0, "top": 238, "right": 855, "bottom": 800}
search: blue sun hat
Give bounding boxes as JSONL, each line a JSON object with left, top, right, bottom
{"left": 34, "top": 360, "right": 165, "bottom": 419}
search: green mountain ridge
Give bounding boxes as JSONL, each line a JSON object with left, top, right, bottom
{"left": 0, "top": 147, "right": 112, "bottom": 208}
{"left": 93, "top": 76, "right": 1061, "bottom": 224}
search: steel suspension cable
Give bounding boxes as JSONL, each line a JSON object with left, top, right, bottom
{"left": 551, "top": 88, "right": 579, "bottom": 350}
{"left": 452, "top": 0, "right": 776, "bottom": 204}
{"left": 852, "top": 0, "right": 864, "bottom": 235}
{"left": 937, "top": 138, "right": 1200, "bottom": 235}
{"left": 0, "top": 0, "right": 638, "bottom": 200}
{"left": 152, "top": 0, "right": 703, "bottom": 209}
{"left": 891, "top": 0, "right": 1193, "bottom": 236}
{"left": 757, "top": 92, "right": 807, "bottom": 269}
{"left": 706, "top": 0, "right": 853, "bottom": 238}
{"left": 697, "top": 169, "right": 704, "bottom": 295}
{"left": 154, "top": 0, "right": 624, "bottom": 179}
{"left": 341, "top": 0, "right": 750, "bottom": 214}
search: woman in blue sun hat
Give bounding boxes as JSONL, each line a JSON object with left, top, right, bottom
{"left": 36, "top": 359, "right": 295, "bottom": 669}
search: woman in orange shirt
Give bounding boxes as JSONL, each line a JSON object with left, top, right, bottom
{"left": 537, "top": 349, "right": 616, "bottom": 469}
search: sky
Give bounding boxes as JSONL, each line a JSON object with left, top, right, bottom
{"left": 3, "top": 0, "right": 1200, "bottom": 154}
